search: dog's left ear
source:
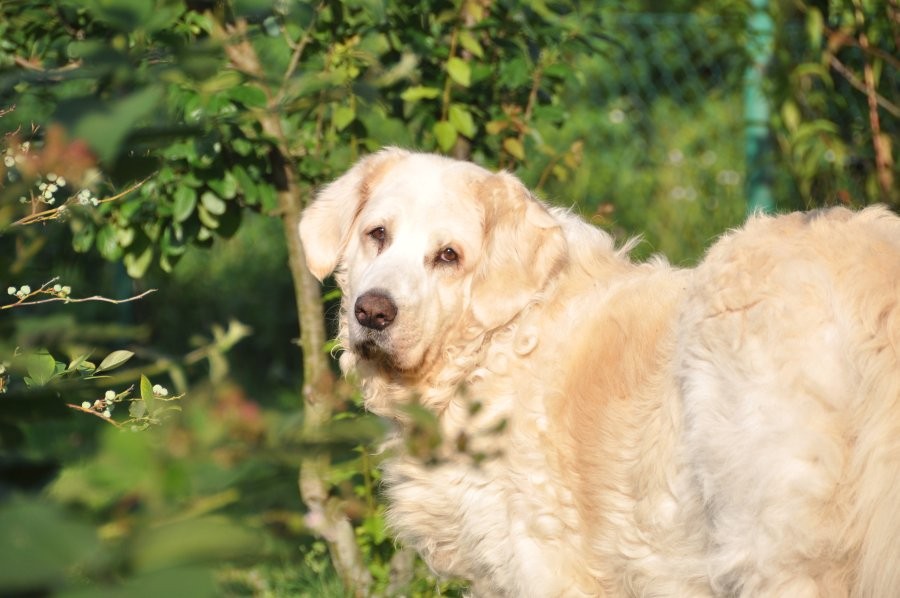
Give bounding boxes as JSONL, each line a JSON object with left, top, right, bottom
{"left": 469, "top": 172, "right": 568, "bottom": 330}
{"left": 299, "top": 148, "right": 408, "bottom": 280}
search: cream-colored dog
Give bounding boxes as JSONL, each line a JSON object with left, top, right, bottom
{"left": 299, "top": 148, "right": 900, "bottom": 597}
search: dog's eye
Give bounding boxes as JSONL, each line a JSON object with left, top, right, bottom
{"left": 368, "top": 226, "right": 386, "bottom": 250}
{"left": 437, "top": 247, "right": 459, "bottom": 264}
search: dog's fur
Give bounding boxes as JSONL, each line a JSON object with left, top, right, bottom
{"left": 299, "top": 148, "right": 900, "bottom": 597}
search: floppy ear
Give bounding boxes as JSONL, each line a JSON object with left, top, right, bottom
{"left": 299, "top": 148, "right": 409, "bottom": 280}
{"left": 469, "top": 172, "right": 568, "bottom": 329}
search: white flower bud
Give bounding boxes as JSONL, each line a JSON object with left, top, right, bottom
{"left": 104, "top": 390, "right": 116, "bottom": 402}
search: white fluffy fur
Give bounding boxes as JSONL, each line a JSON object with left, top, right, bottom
{"left": 299, "top": 148, "right": 900, "bottom": 597}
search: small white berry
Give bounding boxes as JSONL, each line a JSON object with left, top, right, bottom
{"left": 7, "top": 287, "right": 15, "bottom": 295}
{"left": 20, "top": 285, "right": 30, "bottom": 295}
{"left": 104, "top": 390, "right": 116, "bottom": 402}
{"left": 102, "top": 409, "right": 111, "bottom": 418}
{"left": 81, "top": 401, "right": 91, "bottom": 409}
{"left": 152, "top": 384, "right": 169, "bottom": 397}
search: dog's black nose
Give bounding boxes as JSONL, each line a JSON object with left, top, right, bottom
{"left": 354, "top": 291, "right": 398, "bottom": 330}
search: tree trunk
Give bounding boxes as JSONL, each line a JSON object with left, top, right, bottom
{"left": 217, "top": 19, "right": 373, "bottom": 596}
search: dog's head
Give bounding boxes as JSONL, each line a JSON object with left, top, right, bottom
{"left": 299, "top": 148, "right": 567, "bottom": 377}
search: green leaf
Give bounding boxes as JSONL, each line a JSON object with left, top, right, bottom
{"left": 257, "top": 183, "right": 278, "bottom": 212}
{"left": 806, "top": 8, "right": 824, "bottom": 47}
{"left": 66, "top": 354, "right": 92, "bottom": 374}
{"left": 197, "top": 205, "right": 220, "bottom": 229}
{"left": 503, "top": 137, "right": 525, "bottom": 161}
{"left": 140, "top": 374, "right": 155, "bottom": 414}
{"left": 116, "top": 227, "right": 136, "bottom": 249}
{"left": 332, "top": 105, "right": 356, "bottom": 131}
{"left": 228, "top": 84, "right": 267, "bottom": 108}
{"left": 446, "top": 57, "right": 471, "bottom": 87}
{"left": 95, "top": 225, "right": 123, "bottom": 260}
{"left": 449, "top": 104, "right": 477, "bottom": 139}
{"left": 129, "top": 398, "right": 147, "bottom": 419}
{"left": 124, "top": 246, "right": 154, "bottom": 278}
{"left": 458, "top": 30, "right": 484, "bottom": 58}
{"left": 207, "top": 173, "right": 237, "bottom": 200}
{"left": 95, "top": 350, "right": 134, "bottom": 373}
{"left": 172, "top": 186, "right": 197, "bottom": 223}
{"left": 400, "top": 85, "right": 441, "bottom": 102}
{"left": 230, "top": 165, "right": 256, "bottom": 203}
{"left": 200, "top": 191, "right": 226, "bottom": 216}
{"left": 25, "top": 351, "right": 57, "bottom": 387}
{"left": 433, "top": 121, "right": 457, "bottom": 152}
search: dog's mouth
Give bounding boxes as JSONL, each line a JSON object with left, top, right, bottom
{"left": 353, "top": 335, "right": 427, "bottom": 376}
{"left": 354, "top": 337, "right": 401, "bottom": 370}
{"left": 355, "top": 338, "right": 386, "bottom": 361}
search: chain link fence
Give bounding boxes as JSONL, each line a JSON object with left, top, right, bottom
{"left": 562, "top": 12, "right": 750, "bottom": 262}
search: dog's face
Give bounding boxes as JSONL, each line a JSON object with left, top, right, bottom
{"left": 299, "top": 148, "right": 567, "bottom": 377}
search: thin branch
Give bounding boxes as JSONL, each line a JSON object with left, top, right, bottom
{"left": 276, "top": 1, "right": 326, "bottom": 105}
{"left": 12, "top": 177, "right": 149, "bottom": 226}
{"left": 66, "top": 403, "right": 123, "bottom": 427}
{"left": 3, "top": 289, "right": 156, "bottom": 310}
{"left": 852, "top": 0, "right": 895, "bottom": 200}
{"left": 827, "top": 54, "right": 900, "bottom": 118}
{"left": 2, "top": 276, "right": 156, "bottom": 310}
{"left": 14, "top": 55, "right": 83, "bottom": 73}
{"left": 822, "top": 24, "right": 900, "bottom": 71}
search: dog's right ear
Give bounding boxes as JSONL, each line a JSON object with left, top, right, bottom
{"left": 299, "top": 148, "right": 408, "bottom": 281}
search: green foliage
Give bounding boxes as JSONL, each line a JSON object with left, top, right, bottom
{"left": 769, "top": 0, "right": 898, "bottom": 207}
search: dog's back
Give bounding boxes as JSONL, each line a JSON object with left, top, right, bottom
{"left": 676, "top": 206, "right": 900, "bottom": 596}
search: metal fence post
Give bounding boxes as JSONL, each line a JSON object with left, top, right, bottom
{"left": 745, "top": 0, "right": 776, "bottom": 214}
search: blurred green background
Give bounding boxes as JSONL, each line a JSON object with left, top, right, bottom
{"left": 0, "top": 0, "right": 895, "bottom": 595}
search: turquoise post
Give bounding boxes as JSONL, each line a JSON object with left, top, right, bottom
{"left": 744, "top": 0, "right": 776, "bottom": 214}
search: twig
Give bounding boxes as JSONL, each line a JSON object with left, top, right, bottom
{"left": 14, "top": 55, "right": 82, "bottom": 73}
{"left": 2, "top": 276, "right": 156, "bottom": 310}
{"left": 852, "top": 0, "right": 895, "bottom": 200}
{"left": 276, "top": 1, "right": 325, "bottom": 105}
{"left": 3, "top": 289, "right": 156, "bottom": 310}
{"left": 827, "top": 54, "right": 900, "bottom": 118}
{"left": 13, "top": 177, "right": 149, "bottom": 226}
{"left": 66, "top": 403, "right": 123, "bottom": 427}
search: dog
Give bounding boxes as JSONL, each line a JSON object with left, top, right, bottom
{"left": 299, "top": 148, "right": 900, "bottom": 597}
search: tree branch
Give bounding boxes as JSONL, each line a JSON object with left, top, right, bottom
{"left": 216, "top": 18, "right": 373, "bottom": 596}
{"left": 851, "top": 0, "right": 895, "bottom": 202}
